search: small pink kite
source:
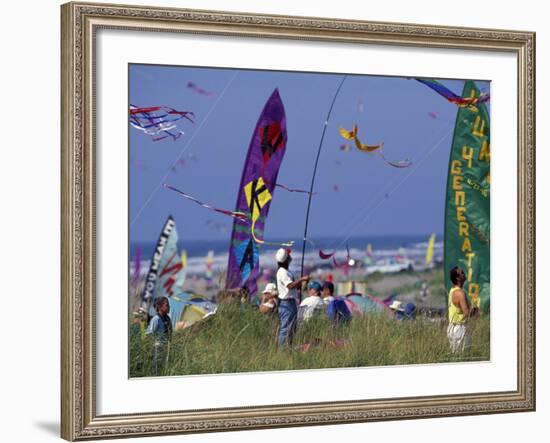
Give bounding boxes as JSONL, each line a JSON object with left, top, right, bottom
{"left": 187, "top": 81, "right": 214, "bottom": 97}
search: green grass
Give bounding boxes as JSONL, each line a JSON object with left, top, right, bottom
{"left": 130, "top": 303, "right": 490, "bottom": 377}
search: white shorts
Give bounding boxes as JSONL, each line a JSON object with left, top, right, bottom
{"left": 447, "top": 323, "right": 471, "bottom": 353}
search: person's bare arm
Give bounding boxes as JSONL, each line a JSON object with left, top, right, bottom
{"left": 453, "top": 289, "right": 470, "bottom": 318}
{"left": 287, "top": 276, "right": 309, "bottom": 290}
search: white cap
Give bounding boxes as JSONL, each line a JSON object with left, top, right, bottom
{"left": 262, "top": 282, "right": 278, "bottom": 295}
{"left": 275, "top": 248, "right": 289, "bottom": 263}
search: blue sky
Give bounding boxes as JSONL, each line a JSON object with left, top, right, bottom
{"left": 129, "top": 64, "right": 489, "bottom": 245}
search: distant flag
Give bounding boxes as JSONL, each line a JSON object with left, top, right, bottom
{"left": 365, "top": 243, "right": 374, "bottom": 265}
{"left": 205, "top": 250, "right": 214, "bottom": 280}
{"left": 425, "top": 233, "right": 436, "bottom": 265}
{"left": 181, "top": 250, "right": 187, "bottom": 270}
{"left": 366, "top": 244, "right": 373, "bottom": 258}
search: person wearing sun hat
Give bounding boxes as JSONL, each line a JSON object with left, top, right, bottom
{"left": 389, "top": 300, "right": 406, "bottom": 320}
{"left": 275, "top": 248, "right": 309, "bottom": 346}
{"left": 259, "top": 282, "right": 279, "bottom": 314}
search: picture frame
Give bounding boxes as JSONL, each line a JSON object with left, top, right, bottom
{"left": 61, "top": 1, "right": 535, "bottom": 440}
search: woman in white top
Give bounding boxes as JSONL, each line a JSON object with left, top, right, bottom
{"left": 275, "top": 248, "right": 309, "bottom": 346}
{"left": 299, "top": 280, "right": 325, "bottom": 322}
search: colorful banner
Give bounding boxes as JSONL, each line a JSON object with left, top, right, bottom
{"left": 141, "top": 215, "right": 187, "bottom": 313}
{"left": 226, "top": 89, "right": 288, "bottom": 296}
{"left": 444, "top": 81, "right": 490, "bottom": 313}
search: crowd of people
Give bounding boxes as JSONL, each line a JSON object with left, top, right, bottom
{"left": 264, "top": 248, "right": 474, "bottom": 353}
{"left": 140, "top": 248, "right": 475, "bottom": 375}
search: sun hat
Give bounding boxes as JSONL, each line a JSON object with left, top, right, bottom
{"left": 275, "top": 248, "right": 289, "bottom": 263}
{"left": 389, "top": 300, "right": 405, "bottom": 311}
{"left": 262, "top": 282, "right": 278, "bottom": 295}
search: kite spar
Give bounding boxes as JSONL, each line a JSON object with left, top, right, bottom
{"left": 299, "top": 76, "right": 347, "bottom": 280}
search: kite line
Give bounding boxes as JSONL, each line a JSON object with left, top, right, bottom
{"left": 130, "top": 71, "right": 239, "bottom": 227}
{"left": 300, "top": 75, "right": 347, "bottom": 277}
{"left": 318, "top": 123, "right": 455, "bottom": 255}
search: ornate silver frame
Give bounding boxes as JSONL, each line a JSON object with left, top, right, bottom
{"left": 61, "top": 2, "right": 535, "bottom": 440}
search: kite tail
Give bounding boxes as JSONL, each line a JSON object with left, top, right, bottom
{"left": 250, "top": 220, "right": 294, "bottom": 247}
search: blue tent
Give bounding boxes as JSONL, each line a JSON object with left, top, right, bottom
{"left": 346, "top": 295, "right": 386, "bottom": 315}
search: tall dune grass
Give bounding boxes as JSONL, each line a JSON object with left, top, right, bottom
{"left": 130, "top": 303, "right": 490, "bottom": 377}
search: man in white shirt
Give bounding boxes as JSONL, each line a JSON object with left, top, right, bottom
{"left": 275, "top": 248, "right": 309, "bottom": 346}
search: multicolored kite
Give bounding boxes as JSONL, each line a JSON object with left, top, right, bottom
{"left": 339, "top": 125, "right": 384, "bottom": 153}
{"left": 129, "top": 105, "right": 194, "bottom": 142}
{"left": 339, "top": 124, "right": 412, "bottom": 168}
{"left": 416, "top": 78, "right": 490, "bottom": 109}
{"left": 226, "top": 89, "right": 289, "bottom": 296}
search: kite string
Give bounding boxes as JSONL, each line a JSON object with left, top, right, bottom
{"left": 329, "top": 124, "right": 455, "bottom": 251}
{"left": 304, "top": 124, "right": 453, "bottom": 256}
{"left": 300, "top": 75, "right": 347, "bottom": 278}
{"left": 130, "top": 71, "right": 239, "bottom": 227}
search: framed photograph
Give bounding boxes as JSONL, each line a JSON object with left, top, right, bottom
{"left": 61, "top": 1, "right": 535, "bottom": 440}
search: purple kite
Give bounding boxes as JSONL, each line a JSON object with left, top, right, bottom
{"left": 225, "top": 89, "right": 289, "bottom": 297}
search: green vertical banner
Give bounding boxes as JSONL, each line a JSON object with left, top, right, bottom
{"left": 444, "top": 81, "right": 490, "bottom": 313}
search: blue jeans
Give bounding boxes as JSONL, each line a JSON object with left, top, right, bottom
{"left": 278, "top": 299, "right": 297, "bottom": 347}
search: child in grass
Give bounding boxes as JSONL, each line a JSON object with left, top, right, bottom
{"left": 146, "top": 296, "right": 173, "bottom": 375}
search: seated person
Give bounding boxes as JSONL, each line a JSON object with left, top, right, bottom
{"left": 323, "top": 282, "right": 352, "bottom": 324}
{"left": 389, "top": 300, "right": 405, "bottom": 319}
{"left": 389, "top": 300, "right": 416, "bottom": 320}
{"left": 298, "top": 280, "right": 325, "bottom": 322}
{"left": 402, "top": 302, "right": 417, "bottom": 320}
{"left": 259, "top": 282, "right": 279, "bottom": 314}
{"left": 321, "top": 281, "right": 336, "bottom": 305}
